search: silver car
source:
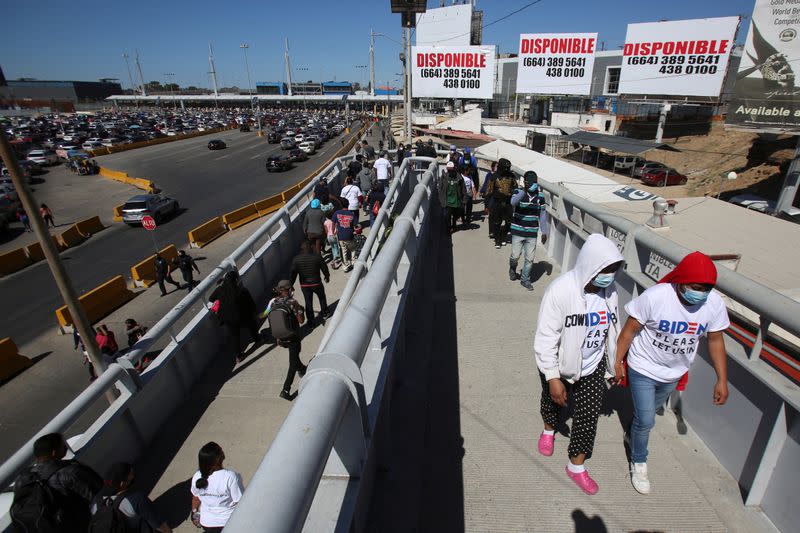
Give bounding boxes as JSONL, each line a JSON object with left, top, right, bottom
{"left": 121, "top": 193, "right": 180, "bottom": 226}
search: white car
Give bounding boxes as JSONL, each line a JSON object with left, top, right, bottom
{"left": 27, "top": 150, "right": 59, "bottom": 166}
{"left": 298, "top": 141, "right": 316, "bottom": 155}
{"left": 294, "top": 134, "right": 305, "bottom": 143}
{"left": 82, "top": 141, "right": 103, "bottom": 151}
{"left": 101, "top": 138, "right": 121, "bottom": 147}
{"left": 87, "top": 137, "right": 103, "bottom": 144}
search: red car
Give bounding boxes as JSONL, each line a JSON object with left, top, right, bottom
{"left": 641, "top": 168, "right": 687, "bottom": 186}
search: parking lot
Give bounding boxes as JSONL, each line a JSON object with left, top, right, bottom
{"left": 0, "top": 120, "right": 361, "bottom": 348}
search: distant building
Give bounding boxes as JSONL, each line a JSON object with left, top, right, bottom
{"left": 321, "top": 81, "right": 353, "bottom": 95}
{"left": 256, "top": 82, "right": 287, "bottom": 95}
{"left": 291, "top": 82, "right": 323, "bottom": 96}
{"left": 375, "top": 86, "right": 399, "bottom": 96}
{"left": 0, "top": 75, "right": 122, "bottom": 111}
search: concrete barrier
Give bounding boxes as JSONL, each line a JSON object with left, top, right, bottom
{"left": 282, "top": 184, "right": 302, "bottom": 203}
{"left": 131, "top": 244, "right": 178, "bottom": 287}
{"left": 188, "top": 216, "right": 228, "bottom": 248}
{"left": 131, "top": 178, "right": 156, "bottom": 193}
{"left": 54, "top": 275, "right": 136, "bottom": 330}
{"left": 58, "top": 223, "right": 88, "bottom": 249}
{"left": 222, "top": 203, "right": 260, "bottom": 230}
{"left": 255, "top": 195, "right": 284, "bottom": 217}
{"left": 76, "top": 216, "right": 106, "bottom": 236}
{"left": 113, "top": 205, "right": 124, "bottom": 222}
{"left": 99, "top": 167, "right": 155, "bottom": 193}
{"left": 0, "top": 248, "right": 32, "bottom": 277}
{"left": 25, "top": 236, "right": 62, "bottom": 262}
{"left": 0, "top": 338, "right": 32, "bottom": 382}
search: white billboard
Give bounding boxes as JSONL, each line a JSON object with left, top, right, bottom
{"left": 516, "top": 33, "right": 597, "bottom": 95}
{"left": 412, "top": 45, "right": 496, "bottom": 99}
{"left": 727, "top": 0, "right": 800, "bottom": 131}
{"left": 415, "top": 4, "right": 473, "bottom": 46}
{"left": 619, "top": 17, "right": 739, "bottom": 97}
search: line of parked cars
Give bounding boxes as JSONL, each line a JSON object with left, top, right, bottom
{"left": 582, "top": 152, "right": 689, "bottom": 187}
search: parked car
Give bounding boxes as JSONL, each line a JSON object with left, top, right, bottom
{"left": 641, "top": 168, "right": 687, "bottom": 186}
{"left": 26, "top": 149, "right": 59, "bottom": 166}
{"left": 294, "top": 134, "right": 305, "bottom": 143}
{"left": 298, "top": 141, "right": 316, "bottom": 155}
{"left": 633, "top": 161, "right": 668, "bottom": 178}
{"left": 613, "top": 156, "right": 639, "bottom": 172}
{"left": 1, "top": 166, "right": 32, "bottom": 183}
{"left": 121, "top": 194, "right": 180, "bottom": 225}
{"left": 101, "top": 138, "right": 121, "bottom": 147}
{"left": 55, "top": 145, "right": 80, "bottom": 159}
{"left": 82, "top": 141, "right": 104, "bottom": 151}
{"left": 266, "top": 155, "right": 293, "bottom": 172}
{"left": 18, "top": 160, "right": 44, "bottom": 176}
{"left": 207, "top": 139, "right": 227, "bottom": 150}
{"left": 280, "top": 137, "right": 296, "bottom": 150}
{"left": 239, "top": 123, "right": 251, "bottom": 132}
{"left": 288, "top": 148, "right": 308, "bottom": 162}
{"left": 267, "top": 132, "right": 281, "bottom": 143}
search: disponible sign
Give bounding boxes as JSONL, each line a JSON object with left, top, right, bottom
{"left": 411, "top": 45, "right": 496, "bottom": 99}
{"left": 619, "top": 17, "right": 739, "bottom": 97}
{"left": 727, "top": 0, "right": 800, "bottom": 131}
{"left": 516, "top": 33, "right": 597, "bottom": 95}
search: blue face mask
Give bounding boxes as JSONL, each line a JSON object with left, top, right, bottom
{"left": 527, "top": 182, "right": 538, "bottom": 193}
{"left": 592, "top": 273, "right": 615, "bottom": 288}
{"left": 682, "top": 287, "right": 710, "bottom": 305}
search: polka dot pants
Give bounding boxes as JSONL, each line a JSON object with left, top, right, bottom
{"left": 539, "top": 358, "right": 607, "bottom": 458}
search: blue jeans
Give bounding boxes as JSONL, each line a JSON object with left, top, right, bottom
{"left": 327, "top": 235, "right": 340, "bottom": 262}
{"left": 628, "top": 366, "right": 679, "bottom": 463}
{"left": 509, "top": 235, "right": 537, "bottom": 283}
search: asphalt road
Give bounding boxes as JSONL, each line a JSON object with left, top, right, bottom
{"left": 0, "top": 124, "right": 361, "bottom": 346}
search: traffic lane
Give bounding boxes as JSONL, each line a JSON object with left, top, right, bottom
{"left": 0, "top": 125, "right": 361, "bottom": 345}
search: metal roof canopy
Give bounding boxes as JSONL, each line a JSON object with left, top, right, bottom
{"left": 565, "top": 131, "right": 681, "bottom": 156}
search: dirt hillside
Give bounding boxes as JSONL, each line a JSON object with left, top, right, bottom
{"left": 644, "top": 122, "right": 795, "bottom": 199}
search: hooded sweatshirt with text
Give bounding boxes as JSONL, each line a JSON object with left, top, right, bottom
{"left": 534, "top": 233, "right": 624, "bottom": 383}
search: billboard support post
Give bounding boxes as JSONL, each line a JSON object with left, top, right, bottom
{"left": 405, "top": 26, "right": 412, "bottom": 143}
{"left": 776, "top": 138, "right": 800, "bottom": 215}
{"left": 655, "top": 103, "right": 671, "bottom": 143}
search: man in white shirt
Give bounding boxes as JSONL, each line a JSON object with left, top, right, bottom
{"left": 373, "top": 151, "right": 393, "bottom": 193}
{"left": 460, "top": 164, "right": 476, "bottom": 226}
{"left": 614, "top": 251, "right": 729, "bottom": 495}
{"left": 339, "top": 174, "right": 363, "bottom": 227}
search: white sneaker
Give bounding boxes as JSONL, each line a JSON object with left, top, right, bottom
{"left": 630, "top": 462, "right": 651, "bottom": 494}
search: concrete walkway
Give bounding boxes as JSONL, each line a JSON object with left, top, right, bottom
{"left": 367, "top": 202, "right": 777, "bottom": 532}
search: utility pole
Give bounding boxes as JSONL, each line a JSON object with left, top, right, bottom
{"left": 655, "top": 102, "right": 670, "bottom": 144}
{"left": 240, "top": 43, "right": 262, "bottom": 137}
{"left": 208, "top": 43, "right": 219, "bottom": 98}
{"left": 0, "top": 131, "right": 111, "bottom": 398}
{"left": 164, "top": 73, "right": 176, "bottom": 110}
{"left": 370, "top": 29, "right": 376, "bottom": 97}
{"left": 404, "top": 27, "right": 412, "bottom": 143}
{"left": 122, "top": 53, "right": 138, "bottom": 108}
{"left": 284, "top": 38, "right": 293, "bottom": 97}
{"left": 135, "top": 49, "right": 146, "bottom": 96}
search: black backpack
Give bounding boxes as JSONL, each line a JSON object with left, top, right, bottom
{"left": 268, "top": 300, "right": 300, "bottom": 341}
{"left": 10, "top": 468, "right": 69, "bottom": 533}
{"left": 88, "top": 493, "right": 135, "bottom": 533}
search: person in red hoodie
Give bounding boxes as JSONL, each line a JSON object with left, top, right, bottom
{"left": 614, "top": 252, "right": 730, "bottom": 495}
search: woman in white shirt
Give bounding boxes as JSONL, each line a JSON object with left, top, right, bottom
{"left": 190, "top": 442, "right": 244, "bottom": 532}
{"left": 614, "top": 252, "right": 729, "bottom": 496}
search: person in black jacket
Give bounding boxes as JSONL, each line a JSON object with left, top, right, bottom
{"left": 291, "top": 240, "right": 330, "bottom": 326}
{"left": 209, "top": 270, "right": 261, "bottom": 362}
{"left": 175, "top": 250, "right": 201, "bottom": 291}
{"left": 12, "top": 432, "right": 103, "bottom": 532}
{"left": 154, "top": 254, "right": 181, "bottom": 296}
{"left": 303, "top": 200, "right": 327, "bottom": 255}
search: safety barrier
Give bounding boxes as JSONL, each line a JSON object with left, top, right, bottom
{"left": 113, "top": 204, "right": 123, "bottom": 222}
{"left": 88, "top": 126, "right": 237, "bottom": 157}
{"left": 58, "top": 223, "right": 88, "bottom": 249}
{"left": 0, "top": 248, "right": 32, "bottom": 277}
{"left": 54, "top": 275, "right": 136, "bottom": 330}
{"left": 281, "top": 184, "right": 301, "bottom": 203}
{"left": 98, "top": 167, "right": 156, "bottom": 194}
{"left": 222, "top": 203, "right": 260, "bottom": 230}
{"left": 0, "top": 338, "right": 32, "bottom": 382}
{"left": 254, "top": 195, "right": 283, "bottom": 217}
{"left": 75, "top": 216, "right": 106, "bottom": 236}
{"left": 130, "top": 244, "right": 178, "bottom": 287}
{"left": 25, "top": 236, "right": 62, "bottom": 262}
{"left": 188, "top": 216, "right": 228, "bottom": 248}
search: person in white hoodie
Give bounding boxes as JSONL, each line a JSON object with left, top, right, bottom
{"left": 533, "top": 233, "right": 624, "bottom": 495}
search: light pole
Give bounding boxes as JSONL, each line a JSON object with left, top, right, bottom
{"left": 240, "top": 43, "right": 262, "bottom": 137}
{"left": 296, "top": 67, "right": 309, "bottom": 112}
{"left": 163, "top": 73, "right": 176, "bottom": 111}
{"left": 354, "top": 65, "right": 368, "bottom": 114}
{"left": 122, "top": 53, "right": 138, "bottom": 108}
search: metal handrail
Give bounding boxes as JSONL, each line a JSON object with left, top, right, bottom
{"left": 222, "top": 158, "right": 440, "bottom": 533}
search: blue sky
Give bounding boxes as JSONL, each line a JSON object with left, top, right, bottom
{"left": 2, "top": 0, "right": 757, "bottom": 89}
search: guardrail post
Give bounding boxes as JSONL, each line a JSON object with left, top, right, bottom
{"left": 745, "top": 403, "right": 787, "bottom": 507}
{"left": 750, "top": 316, "right": 772, "bottom": 361}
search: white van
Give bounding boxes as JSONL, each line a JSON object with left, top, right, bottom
{"left": 614, "top": 156, "right": 638, "bottom": 171}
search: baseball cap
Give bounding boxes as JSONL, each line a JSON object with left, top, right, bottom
{"left": 449, "top": 144, "right": 456, "bottom": 151}
{"left": 310, "top": 199, "right": 321, "bottom": 209}
{"left": 465, "top": 147, "right": 471, "bottom": 154}
{"left": 446, "top": 161, "right": 455, "bottom": 169}
{"left": 276, "top": 279, "right": 292, "bottom": 291}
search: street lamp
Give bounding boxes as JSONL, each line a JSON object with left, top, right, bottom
{"left": 391, "top": 1, "right": 427, "bottom": 143}
{"left": 163, "top": 72, "right": 176, "bottom": 111}
{"left": 354, "top": 65, "right": 368, "bottom": 113}
{"left": 296, "top": 67, "right": 310, "bottom": 111}
{"left": 240, "top": 43, "right": 262, "bottom": 137}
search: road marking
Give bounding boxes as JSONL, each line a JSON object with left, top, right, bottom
{"left": 214, "top": 155, "right": 229, "bottom": 160}
{"left": 250, "top": 153, "right": 265, "bottom": 160}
